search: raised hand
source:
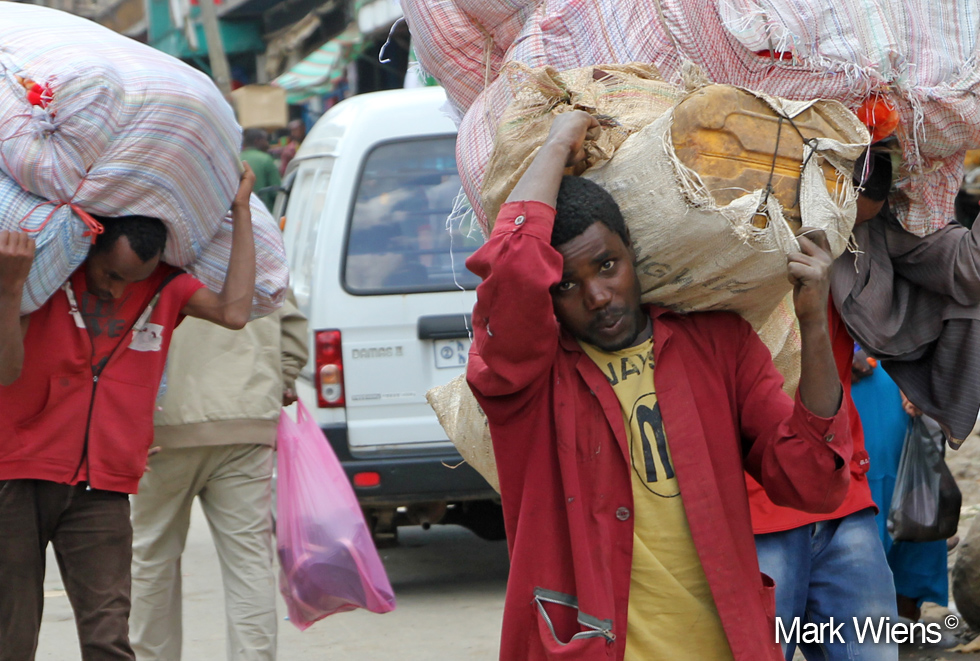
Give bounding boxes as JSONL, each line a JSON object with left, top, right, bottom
{"left": 544, "top": 110, "right": 601, "bottom": 169}
{"left": 233, "top": 162, "right": 256, "bottom": 209}
{"left": 0, "top": 230, "right": 36, "bottom": 296}
{"left": 788, "top": 228, "right": 833, "bottom": 328}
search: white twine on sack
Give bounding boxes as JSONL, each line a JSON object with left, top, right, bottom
{"left": 445, "top": 185, "right": 480, "bottom": 342}
{"left": 378, "top": 17, "right": 406, "bottom": 64}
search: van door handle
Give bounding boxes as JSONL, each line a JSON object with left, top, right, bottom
{"left": 418, "top": 314, "right": 472, "bottom": 340}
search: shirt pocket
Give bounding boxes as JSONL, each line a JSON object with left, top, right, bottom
{"left": 9, "top": 373, "right": 90, "bottom": 460}
{"left": 89, "top": 375, "right": 155, "bottom": 477}
{"left": 533, "top": 587, "right": 615, "bottom": 657}
{"left": 760, "top": 572, "right": 777, "bottom": 631}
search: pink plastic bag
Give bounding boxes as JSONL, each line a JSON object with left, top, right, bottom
{"left": 276, "top": 400, "right": 396, "bottom": 630}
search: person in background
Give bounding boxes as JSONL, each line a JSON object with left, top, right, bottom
{"left": 0, "top": 166, "right": 256, "bottom": 661}
{"left": 241, "top": 128, "right": 282, "bottom": 212}
{"left": 851, "top": 348, "right": 952, "bottom": 626}
{"left": 275, "top": 119, "right": 306, "bottom": 177}
{"left": 130, "top": 290, "right": 307, "bottom": 661}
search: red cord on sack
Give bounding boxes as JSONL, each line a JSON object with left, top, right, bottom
{"left": 3, "top": 79, "right": 100, "bottom": 242}
{"left": 18, "top": 199, "right": 104, "bottom": 244}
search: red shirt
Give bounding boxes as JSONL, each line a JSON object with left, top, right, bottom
{"left": 0, "top": 264, "right": 204, "bottom": 493}
{"left": 72, "top": 266, "right": 194, "bottom": 370}
{"left": 466, "top": 201, "right": 852, "bottom": 661}
{"left": 746, "top": 304, "right": 875, "bottom": 533}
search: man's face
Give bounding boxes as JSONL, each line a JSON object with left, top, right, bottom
{"left": 84, "top": 236, "right": 160, "bottom": 300}
{"left": 289, "top": 121, "right": 305, "bottom": 143}
{"left": 855, "top": 194, "right": 885, "bottom": 225}
{"left": 552, "top": 222, "right": 646, "bottom": 351}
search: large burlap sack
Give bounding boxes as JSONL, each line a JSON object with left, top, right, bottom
{"left": 458, "top": 62, "right": 679, "bottom": 231}
{"left": 0, "top": 2, "right": 241, "bottom": 268}
{"left": 426, "top": 374, "right": 499, "bottom": 493}
{"left": 583, "top": 84, "right": 865, "bottom": 328}
{"left": 480, "top": 63, "right": 681, "bottom": 230}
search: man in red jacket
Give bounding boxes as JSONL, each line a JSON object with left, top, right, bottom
{"left": 466, "top": 111, "right": 852, "bottom": 660}
{"left": 0, "top": 166, "right": 256, "bottom": 661}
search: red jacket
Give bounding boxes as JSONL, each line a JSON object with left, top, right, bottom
{"left": 746, "top": 305, "right": 876, "bottom": 533}
{"left": 466, "top": 201, "right": 852, "bottom": 661}
{"left": 0, "top": 266, "right": 202, "bottom": 493}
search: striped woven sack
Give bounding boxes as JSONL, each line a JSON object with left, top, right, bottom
{"left": 644, "top": 0, "right": 980, "bottom": 237}
{"left": 185, "top": 193, "right": 289, "bottom": 319}
{"left": 0, "top": 170, "right": 90, "bottom": 315}
{"left": 400, "top": 0, "right": 508, "bottom": 113}
{"left": 0, "top": 2, "right": 241, "bottom": 265}
{"left": 409, "top": 0, "right": 980, "bottom": 236}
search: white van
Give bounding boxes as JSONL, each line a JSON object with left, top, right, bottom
{"left": 276, "top": 87, "right": 501, "bottom": 543}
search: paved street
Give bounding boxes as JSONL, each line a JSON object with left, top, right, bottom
{"left": 30, "top": 499, "right": 980, "bottom": 660}
{"left": 36, "top": 504, "right": 509, "bottom": 660}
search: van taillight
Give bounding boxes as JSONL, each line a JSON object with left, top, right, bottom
{"left": 315, "top": 329, "right": 345, "bottom": 408}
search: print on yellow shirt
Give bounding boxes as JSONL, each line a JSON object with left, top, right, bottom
{"left": 580, "top": 338, "right": 734, "bottom": 661}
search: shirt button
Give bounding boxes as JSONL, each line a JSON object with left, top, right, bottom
{"left": 514, "top": 215, "right": 525, "bottom": 226}
{"left": 615, "top": 507, "right": 630, "bottom": 521}
{"left": 825, "top": 433, "right": 835, "bottom": 443}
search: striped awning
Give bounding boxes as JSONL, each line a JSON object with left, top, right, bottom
{"left": 273, "top": 23, "right": 363, "bottom": 103}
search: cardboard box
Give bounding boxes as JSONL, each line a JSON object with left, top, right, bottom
{"left": 231, "top": 85, "right": 289, "bottom": 130}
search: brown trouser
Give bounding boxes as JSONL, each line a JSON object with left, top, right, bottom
{"left": 0, "top": 479, "right": 135, "bottom": 661}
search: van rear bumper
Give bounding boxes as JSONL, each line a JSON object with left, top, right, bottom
{"left": 321, "top": 424, "right": 498, "bottom": 507}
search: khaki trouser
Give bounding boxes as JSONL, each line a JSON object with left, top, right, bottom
{"left": 0, "top": 480, "right": 135, "bottom": 661}
{"left": 130, "top": 444, "right": 276, "bottom": 661}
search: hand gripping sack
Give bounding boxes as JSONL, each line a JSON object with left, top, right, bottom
{"left": 479, "top": 63, "right": 681, "bottom": 232}
{"left": 887, "top": 416, "right": 962, "bottom": 543}
{"left": 276, "top": 401, "right": 396, "bottom": 629}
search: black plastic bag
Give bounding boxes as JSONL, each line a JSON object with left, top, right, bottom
{"left": 887, "top": 416, "right": 961, "bottom": 542}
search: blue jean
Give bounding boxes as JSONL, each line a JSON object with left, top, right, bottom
{"left": 755, "top": 508, "right": 898, "bottom": 661}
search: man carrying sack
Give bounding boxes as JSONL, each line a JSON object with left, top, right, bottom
{"left": 465, "top": 110, "right": 852, "bottom": 660}
{"left": 0, "top": 166, "right": 256, "bottom": 661}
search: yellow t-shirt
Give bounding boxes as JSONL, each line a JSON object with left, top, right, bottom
{"left": 580, "top": 338, "right": 733, "bottom": 661}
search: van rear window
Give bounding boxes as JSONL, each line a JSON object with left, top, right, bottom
{"left": 343, "top": 137, "right": 484, "bottom": 294}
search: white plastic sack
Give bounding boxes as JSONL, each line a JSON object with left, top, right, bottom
{"left": 0, "top": 2, "right": 241, "bottom": 266}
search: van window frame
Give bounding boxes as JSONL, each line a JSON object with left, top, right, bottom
{"left": 340, "top": 134, "right": 483, "bottom": 297}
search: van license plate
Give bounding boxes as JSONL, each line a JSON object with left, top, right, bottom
{"left": 434, "top": 339, "right": 471, "bottom": 369}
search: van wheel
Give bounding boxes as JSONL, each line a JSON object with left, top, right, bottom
{"left": 454, "top": 501, "right": 507, "bottom": 541}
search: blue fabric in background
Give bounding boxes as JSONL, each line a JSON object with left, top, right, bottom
{"left": 851, "top": 362, "right": 949, "bottom": 607}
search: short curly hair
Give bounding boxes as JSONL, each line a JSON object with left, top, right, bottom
{"left": 91, "top": 215, "right": 168, "bottom": 262}
{"left": 551, "top": 176, "right": 630, "bottom": 248}
{"left": 853, "top": 148, "right": 893, "bottom": 202}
